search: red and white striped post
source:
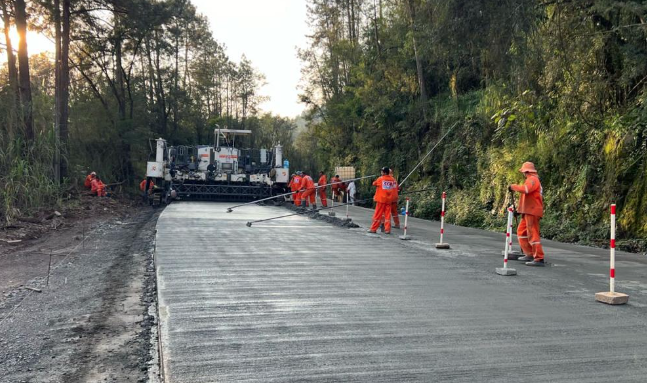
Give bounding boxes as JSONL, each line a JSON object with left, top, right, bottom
{"left": 501, "top": 209, "right": 522, "bottom": 259}
{"left": 496, "top": 207, "right": 517, "bottom": 275}
{"left": 399, "top": 198, "right": 411, "bottom": 240}
{"left": 435, "top": 192, "right": 450, "bottom": 249}
{"left": 595, "top": 204, "right": 629, "bottom": 304}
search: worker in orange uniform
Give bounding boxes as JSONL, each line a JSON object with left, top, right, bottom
{"left": 379, "top": 169, "right": 400, "bottom": 231}
{"left": 140, "top": 178, "right": 155, "bottom": 192}
{"left": 509, "top": 161, "right": 545, "bottom": 266}
{"left": 291, "top": 172, "right": 303, "bottom": 205}
{"left": 84, "top": 172, "right": 96, "bottom": 189}
{"left": 369, "top": 167, "right": 396, "bottom": 234}
{"left": 317, "top": 171, "right": 328, "bottom": 207}
{"left": 299, "top": 171, "right": 317, "bottom": 210}
{"left": 287, "top": 173, "right": 297, "bottom": 204}
{"left": 90, "top": 176, "right": 107, "bottom": 197}
{"left": 330, "top": 175, "right": 340, "bottom": 201}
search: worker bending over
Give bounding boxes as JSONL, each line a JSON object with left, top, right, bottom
{"left": 288, "top": 173, "right": 301, "bottom": 205}
{"left": 84, "top": 172, "right": 96, "bottom": 189}
{"left": 369, "top": 167, "right": 396, "bottom": 234}
{"left": 90, "top": 176, "right": 107, "bottom": 197}
{"left": 300, "top": 171, "right": 317, "bottom": 210}
{"left": 140, "top": 178, "right": 155, "bottom": 192}
{"left": 318, "top": 171, "right": 328, "bottom": 207}
{"left": 331, "top": 175, "right": 342, "bottom": 202}
{"left": 509, "top": 161, "right": 545, "bottom": 267}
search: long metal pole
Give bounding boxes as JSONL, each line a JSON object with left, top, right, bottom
{"left": 227, "top": 174, "right": 375, "bottom": 212}
{"left": 246, "top": 200, "right": 365, "bottom": 226}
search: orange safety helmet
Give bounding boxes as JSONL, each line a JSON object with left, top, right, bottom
{"left": 519, "top": 162, "right": 537, "bottom": 173}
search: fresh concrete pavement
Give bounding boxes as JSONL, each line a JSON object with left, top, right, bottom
{"left": 155, "top": 201, "right": 647, "bottom": 382}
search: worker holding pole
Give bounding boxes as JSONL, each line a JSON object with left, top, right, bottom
{"left": 288, "top": 173, "right": 300, "bottom": 205}
{"left": 509, "top": 162, "right": 545, "bottom": 267}
{"left": 368, "top": 167, "right": 397, "bottom": 234}
{"left": 318, "top": 171, "right": 328, "bottom": 207}
{"left": 300, "top": 171, "right": 317, "bottom": 210}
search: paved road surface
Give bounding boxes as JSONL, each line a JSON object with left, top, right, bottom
{"left": 155, "top": 201, "right": 647, "bottom": 382}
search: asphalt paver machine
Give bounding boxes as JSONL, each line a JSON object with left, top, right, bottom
{"left": 145, "top": 127, "right": 290, "bottom": 204}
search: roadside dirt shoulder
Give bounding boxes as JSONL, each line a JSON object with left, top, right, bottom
{"left": 0, "top": 202, "right": 161, "bottom": 383}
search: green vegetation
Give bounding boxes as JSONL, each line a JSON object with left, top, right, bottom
{"left": 297, "top": 0, "right": 646, "bottom": 249}
{"left": 0, "top": 0, "right": 298, "bottom": 223}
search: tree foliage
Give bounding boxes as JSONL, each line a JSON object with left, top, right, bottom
{"left": 0, "top": 0, "right": 296, "bottom": 223}
{"left": 298, "top": 0, "right": 647, "bottom": 246}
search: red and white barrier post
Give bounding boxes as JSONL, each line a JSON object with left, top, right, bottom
{"left": 328, "top": 187, "right": 336, "bottom": 216}
{"left": 501, "top": 209, "right": 522, "bottom": 259}
{"left": 496, "top": 207, "right": 517, "bottom": 276}
{"left": 595, "top": 204, "right": 629, "bottom": 304}
{"left": 435, "top": 192, "right": 450, "bottom": 249}
{"left": 399, "top": 198, "right": 411, "bottom": 240}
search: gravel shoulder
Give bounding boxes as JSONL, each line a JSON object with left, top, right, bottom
{"left": 0, "top": 203, "right": 161, "bottom": 383}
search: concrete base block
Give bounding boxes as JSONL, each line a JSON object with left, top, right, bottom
{"left": 502, "top": 250, "right": 523, "bottom": 258}
{"left": 496, "top": 267, "right": 517, "bottom": 276}
{"left": 435, "top": 243, "right": 450, "bottom": 249}
{"left": 595, "top": 291, "right": 629, "bottom": 305}
{"left": 399, "top": 235, "right": 411, "bottom": 241}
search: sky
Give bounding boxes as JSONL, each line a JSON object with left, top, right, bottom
{"left": 192, "top": 0, "right": 309, "bottom": 118}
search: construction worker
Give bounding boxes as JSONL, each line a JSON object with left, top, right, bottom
{"left": 331, "top": 174, "right": 342, "bottom": 201}
{"left": 369, "top": 167, "right": 396, "bottom": 234}
{"left": 509, "top": 161, "right": 545, "bottom": 266}
{"left": 140, "top": 178, "right": 155, "bottom": 192}
{"left": 288, "top": 173, "right": 297, "bottom": 204}
{"left": 84, "top": 172, "right": 96, "bottom": 189}
{"left": 318, "top": 171, "right": 328, "bottom": 207}
{"left": 378, "top": 170, "right": 400, "bottom": 231}
{"left": 90, "top": 176, "right": 107, "bottom": 197}
{"left": 299, "top": 171, "right": 317, "bottom": 210}
{"left": 292, "top": 172, "right": 303, "bottom": 206}
{"left": 346, "top": 179, "right": 356, "bottom": 205}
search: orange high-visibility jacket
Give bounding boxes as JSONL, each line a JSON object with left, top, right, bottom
{"left": 331, "top": 177, "right": 341, "bottom": 191}
{"left": 84, "top": 174, "right": 94, "bottom": 189}
{"left": 301, "top": 175, "right": 315, "bottom": 191}
{"left": 318, "top": 175, "right": 327, "bottom": 189}
{"left": 289, "top": 175, "right": 301, "bottom": 191}
{"left": 140, "top": 179, "right": 155, "bottom": 192}
{"left": 90, "top": 179, "right": 106, "bottom": 196}
{"left": 372, "top": 175, "right": 396, "bottom": 204}
{"left": 391, "top": 180, "right": 399, "bottom": 203}
{"left": 511, "top": 175, "right": 543, "bottom": 217}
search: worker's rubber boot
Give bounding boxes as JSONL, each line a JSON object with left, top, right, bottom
{"left": 380, "top": 223, "right": 385, "bottom": 233}
{"left": 311, "top": 204, "right": 317, "bottom": 211}
{"left": 517, "top": 255, "right": 533, "bottom": 262}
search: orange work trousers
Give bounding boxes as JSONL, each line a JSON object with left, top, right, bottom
{"left": 370, "top": 202, "right": 392, "bottom": 233}
{"left": 293, "top": 192, "right": 301, "bottom": 205}
{"left": 517, "top": 214, "right": 545, "bottom": 261}
{"left": 380, "top": 202, "right": 400, "bottom": 227}
{"left": 301, "top": 189, "right": 316, "bottom": 206}
{"left": 319, "top": 189, "right": 328, "bottom": 207}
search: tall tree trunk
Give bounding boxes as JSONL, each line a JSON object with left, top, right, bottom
{"left": 14, "top": 0, "right": 33, "bottom": 141}
{"left": 405, "top": 0, "right": 428, "bottom": 109}
{"left": 54, "top": 0, "right": 61, "bottom": 183}
{"left": 59, "top": 0, "right": 70, "bottom": 179}
{"left": 1, "top": 0, "right": 19, "bottom": 121}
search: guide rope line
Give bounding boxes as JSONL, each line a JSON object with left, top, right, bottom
{"left": 246, "top": 200, "right": 367, "bottom": 226}
{"left": 399, "top": 121, "right": 460, "bottom": 188}
{"left": 226, "top": 175, "right": 376, "bottom": 212}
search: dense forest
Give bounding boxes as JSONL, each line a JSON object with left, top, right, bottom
{"left": 0, "top": 1, "right": 645, "bottom": 250}
{"left": 297, "top": 0, "right": 646, "bottom": 249}
{"left": 0, "top": 0, "right": 300, "bottom": 223}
